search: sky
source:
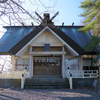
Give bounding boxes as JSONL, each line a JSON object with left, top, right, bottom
{"left": 54, "top": 0, "right": 85, "bottom": 25}
{"left": 22, "top": 0, "right": 85, "bottom": 26}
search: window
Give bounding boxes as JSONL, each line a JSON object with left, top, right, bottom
{"left": 65, "top": 59, "right": 79, "bottom": 70}
{"left": 15, "top": 58, "right": 29, "bottom": 71}
{"left": 44, "top": 44, "right": 50, "bottom": 51}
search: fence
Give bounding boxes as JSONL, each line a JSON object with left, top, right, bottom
{"left": 0, "top": 71, "right": 29, "bottom": 79}
{"left": 66, "top": 70, "right": 98, "bottom": 78}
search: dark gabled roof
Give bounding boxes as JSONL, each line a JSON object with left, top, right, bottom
{"left": 93, "top": 55, "right": 100, "bottom": 60}
{"left": 59, "top": 26, "right": 100, "bottom": 55}
{"left": 0, "top": 26, "right": 34, "bottom": 54}
{"left": 0, "top": 25, "right": 98, "bottom": 55}
{"left": 59, "top": 26, "right": 92, "bottom": 50}
{"left": 50, "top": 26, "right": 85, "bottom": 54}
{"left": 9, "top": 25, "right": 44, "bottom": 54}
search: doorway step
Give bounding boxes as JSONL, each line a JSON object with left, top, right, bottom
{"left": 24, "top": 75, "right": 69, "bottom": 89}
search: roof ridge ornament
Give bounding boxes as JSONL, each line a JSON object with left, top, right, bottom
{"left": 35, "top": 11, "right": 59, "bottom": 27}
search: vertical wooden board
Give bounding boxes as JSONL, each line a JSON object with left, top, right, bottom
{"left": 33, "top": 57, "right": 61, "bottom": 75}
{"left": 33, "top": 66, "right": 61, "bottom": 75}
{"left": 99, "top": 65, "right": 100, "bottom": 86}
{"left": 48, "top": 66, "right": 61, "bottom": 75}
{"left": 33, "top": 66, "right": 47, "bottom": 75}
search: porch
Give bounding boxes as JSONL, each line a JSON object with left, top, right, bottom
{"left": 0, "top": 68, "right": 98, "bottom": 89}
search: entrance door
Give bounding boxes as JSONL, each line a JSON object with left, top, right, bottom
{"left": 33, "top": 57, "right": 61, "bottom": 75}
{"left": 47, "top": 63, "right": 61, "bottom": 75}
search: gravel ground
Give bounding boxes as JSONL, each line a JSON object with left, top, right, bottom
{"left": 0, "top": 87, "right": 100, "bottom": 100}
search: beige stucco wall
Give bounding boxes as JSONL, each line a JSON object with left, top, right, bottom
{"left": 31, "top": 30, "right": 63, "bottom": 46}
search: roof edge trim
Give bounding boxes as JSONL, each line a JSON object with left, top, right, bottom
{"left": 47, "top": 27, "right": 79, "bottom": 56}
{"left": 15, "top": 26, "right": 79, "bottom": 57}
{"left": 15, "top": 26, "right": 47, "bottom": 56}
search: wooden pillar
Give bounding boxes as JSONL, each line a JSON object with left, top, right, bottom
{"left": 29, "top": 46, "right": 33, "bottom": 78}
{"left": 99, "top": 65, "right": 100, "bottom": 86}
{"left": 62, "top": 46, "right": 65, "bottom": 78}
{"left": 91, "top": 55, "right": 93, "bottom": 69}
{"left": 80, "top": 55, "right": 83, "bottom": 70}
{"left": 32, "top": 56, "right": 34, "bottom": 76}
{"left": 12, "top": 55, "right": 15, "bottom": 74}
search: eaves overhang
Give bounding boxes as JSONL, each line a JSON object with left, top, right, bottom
{"left": 5, "top": 25, "right": 86, "bottom": 57}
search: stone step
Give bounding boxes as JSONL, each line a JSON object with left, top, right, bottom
{"left": 25, "top": 83, "right": 69, "bottom": 86}
{"left": 25, "top": 81, "right": 69, "bottom": 85}
{"left": 33, "top": 75, "right": 62, "bottom": 78}
{"left": 25, "top": 79, "right": 69, "bottom": 85}
{"left": 25, "top": 77, "right": 69, "bottom": 89}
{"left": 25, "top": 85, "right": 69, "bottom": 89}
{"left": 25, "top": 78, "right": 68, "bottom": 82}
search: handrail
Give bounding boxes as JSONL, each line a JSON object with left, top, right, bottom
{"left": 21, "top": 68, "right": 27, "bottom": 89}
{"left": 0, "top": 71, "right": 12, "bottom": 75}
{"left": 0, "top": 71, "right": 22, "bottom": 79}
{"left": 67, "top": 69, "right": 73, "bottom": 89}
{"left": 67, "top": 70, "right": 98, "bottom": 79}
{"left": 83, "top": 70, "right": 98, "bottom": 78}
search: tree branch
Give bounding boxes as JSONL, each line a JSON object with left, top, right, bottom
{"left": 0, "top": 0, "right": 8, "bottom": 3}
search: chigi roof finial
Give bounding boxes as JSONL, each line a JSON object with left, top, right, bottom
{"left": 35, "top": 11, "right": 59, "bottom": 27}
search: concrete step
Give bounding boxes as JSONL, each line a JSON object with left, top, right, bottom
{"left": 25, "top": 79, "right": 68, "bottom": 85}
{"left": 25, "top": 80, "right": 68, "bottom": 85}
{"left": 33, "top": 75, "right": 62, "bottom": 78}
{"left": 25, "top": 85, "right": 69, "bottom": 89}
{"left": 25, "top": 76, "right": 69, "bottom": 89}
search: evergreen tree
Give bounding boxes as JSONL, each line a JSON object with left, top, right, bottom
{"left": 79, "top": 0, "right": 100, "bottom": 52}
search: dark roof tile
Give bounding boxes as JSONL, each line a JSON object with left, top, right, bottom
{"left": 0, "top": 25, "right": 99, "bottom": 55}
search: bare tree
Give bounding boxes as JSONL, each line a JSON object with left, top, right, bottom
{"left": 0, "top": 55, "right": 12, "bottom": 71}
{"left": 0, "top": 0, "right": 57, "bottom": 26}
{"left": 0, "top": 0, "right": 8, "bottom": 3}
